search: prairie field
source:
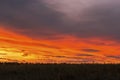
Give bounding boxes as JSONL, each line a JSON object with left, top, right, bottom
{"left": 0, "top": 63, "right": 120, "bottom": 80}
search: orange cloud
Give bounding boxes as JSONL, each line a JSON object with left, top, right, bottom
{"left": 0, "top": 27, "right": 120, "bottom": 63}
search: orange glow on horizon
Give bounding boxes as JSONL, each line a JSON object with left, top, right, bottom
{"left": 0, "top": 27, "right": 120, "bottom": 63}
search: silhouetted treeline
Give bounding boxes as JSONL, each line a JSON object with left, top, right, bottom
{"left": 0, "top": 63, "right": 120, "bottom": 80}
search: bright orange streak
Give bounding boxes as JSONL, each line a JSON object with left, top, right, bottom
{"left": 0, "top": 27, "right": 120, "bottom": 63}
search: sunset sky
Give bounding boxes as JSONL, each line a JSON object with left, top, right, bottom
{"left": 0, "top": 0, "right": 120, "bottom": 63}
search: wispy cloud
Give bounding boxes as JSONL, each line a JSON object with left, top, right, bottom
{"left": 81, "top": 49, "right": 100, "bottom": 52}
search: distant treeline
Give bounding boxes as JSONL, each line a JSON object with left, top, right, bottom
{"left": 0, "top": 63, "right": 120, "bottom": 80}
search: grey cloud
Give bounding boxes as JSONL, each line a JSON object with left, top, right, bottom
{"left": 0, "top": 0, "right": 120, "bottom": 41}
{"left": 43, "top": 0, "right": 120, "bottom": 41}
{"left": 78, "top": 2, "right": 120, "bottom": 39}
{"left": 0, "top": 0, "right": 63, "bottom": 35}
{"left": 58, "top": 1, "right": 120, "bottom": 40}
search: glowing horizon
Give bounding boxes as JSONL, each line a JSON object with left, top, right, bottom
{"left": 0, "top": 0, "right": 120, "bottom": 63}
{"left": 0, "top": 27, "right": 120, "bottom": 63}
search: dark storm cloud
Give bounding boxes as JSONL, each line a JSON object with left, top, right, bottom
{"left": 0, "top": 0, "right": 120, "bottom": 40}
{"left": 81, "top": 49, "right": 100, "bottom": 52}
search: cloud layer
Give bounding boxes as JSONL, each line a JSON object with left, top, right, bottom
{"left": 0, "top": 0, "right": 120, "bottom": 40}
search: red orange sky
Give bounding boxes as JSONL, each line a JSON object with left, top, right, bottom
{"left": 0, "top": 0, "right": 120, "bottom": 63}
{"left": 0, "top": 27, "right": 120, "bottom": 63}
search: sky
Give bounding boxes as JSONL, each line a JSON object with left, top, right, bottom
{"left": 0, "top": 0, "right": 120, "bottom": 63}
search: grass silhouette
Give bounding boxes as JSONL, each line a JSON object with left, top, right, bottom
{"left": 0, "top": 63, "right": 120, "bottom": 80}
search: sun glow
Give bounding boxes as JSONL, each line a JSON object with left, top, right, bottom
{"left": 0, "top": 27, "right": 120, "bottom": 63}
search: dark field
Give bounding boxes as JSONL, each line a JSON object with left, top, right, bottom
{"left": 0, "top": 63, "right": 120, "bottom": 80}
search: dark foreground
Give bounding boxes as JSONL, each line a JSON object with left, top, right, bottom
{"left": 0, "top": 63, "right": 120, "bottom": 80}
